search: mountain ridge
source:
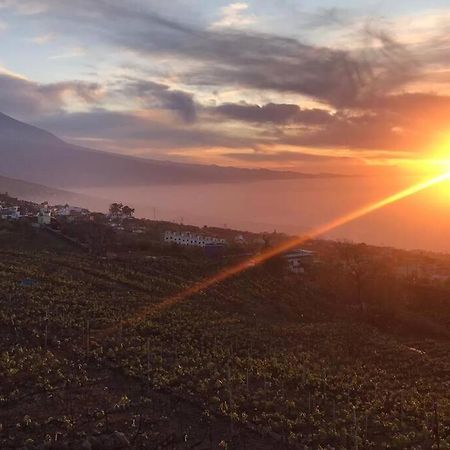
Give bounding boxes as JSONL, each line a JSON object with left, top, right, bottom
{"left": 0, "top": 112, "right": 341, "bottom": 189}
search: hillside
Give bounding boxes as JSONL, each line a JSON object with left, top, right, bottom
{"left": 0, "top": 175, "right": 97, "bottom": 204}
{"left": 0, "top": 174, "right": 108, "bottom": 210}
{"left": 0, "top": 112, "right": 328, "bottom": 190}
{"left": 1, "top": 235, "right": 450, "bottom": 448}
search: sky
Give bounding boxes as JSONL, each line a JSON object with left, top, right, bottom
{"left": 1, "top": 0, "right": 450, "bottom": 176}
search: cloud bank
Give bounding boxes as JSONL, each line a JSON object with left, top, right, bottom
{"left": 1, "top": 0, "right": 449, "bottom": 169}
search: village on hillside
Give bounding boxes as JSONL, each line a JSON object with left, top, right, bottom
{"left": 1, "top": 192, "right": 449, "bottom": 286}
{"left": 0, "top": 193, "right": 316, "bottom": 273}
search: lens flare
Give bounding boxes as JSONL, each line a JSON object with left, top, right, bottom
{"left": 109, "top": 171, "right": 450, "bottom": 333}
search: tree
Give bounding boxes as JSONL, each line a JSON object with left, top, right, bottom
{"left": 108, "top": 203, "right": 134, "bottom": 220}
{"left": 109, "top": 202, "right": 123, "bottom": 217}
{"left": 122, "top": 205, "right": 135, "bottom": 218}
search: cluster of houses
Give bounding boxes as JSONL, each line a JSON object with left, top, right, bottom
{"left": 2, "top": 196, "right": 317, "bottom": 275}
{"left": 0, "top": 201, "right": 91, "bottom": 227}
{"left": 53, "top": 204, "right": 90, "bottom": 218}
{"left": 163, "top": 229, "right": 315, "bottom": 273}
{"left": 0, "top": 205, "right": 21, "bottom": 220}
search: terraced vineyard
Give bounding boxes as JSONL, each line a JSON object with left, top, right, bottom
{"left": 1, "top": 246, "right": 450, "bottom": 449}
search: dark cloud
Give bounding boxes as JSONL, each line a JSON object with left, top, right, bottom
{"left": 2, "top": 0, "right": 448, "bottom": 157}
{"left": 123, "top": 80, "right": 197, "bottom": 123}
{"left": 211, "top": 93, "right": 450, "bottom": 153}
{"left": 18, "top": 0, "right": 417, "bottom": 107}
{"left": 172, "top": 29, "right": 413, "bottom": 107}
{"left": 212, "top": 92, "right": 450, "bottom": 153}
{"left": 32, "top": 90, "right": 450, "bottom": 155}
{"left": 34, "top": 109, "right": 257, "bottom": 150}
{"left": 280, "top": 109, "right": 428, "bottom": 152}
{"left": 213, "top": 102, "right": 333, "bottom": 125}
{"left": 0, "top": 72, "right": 101, "bottom": 118}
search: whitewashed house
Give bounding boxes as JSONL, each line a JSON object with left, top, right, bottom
{"left": 55, "top": 204, "right": 70, "bottom": 216}
{"left": 37, "top": 210, "right": 52, "bottom": 226}
{"left": 283, "top": 249, "right": 314, "bottom": 274}
{"left": 164, "top": 230, "right": 226, "bottom": 247}
{"left": 0, "top": 206, "right": 21, "bottom": 220}
{"left": 55, "top": 204, "right": 88, "bottom": 217}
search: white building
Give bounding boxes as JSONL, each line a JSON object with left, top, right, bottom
{"left": 55, "top": 204, "right": 88, "bottom": 216}
{"left": 283, "top": 249, "right": 314, "bottom": 274}
{"left": 37, "top": 210, "right": 52, "bottom": 226}
{"left": 164, "top": 230, "right": 226, "bottom": 247}
{"left": 0, "top": 206, "right": 21, "bottom": 220}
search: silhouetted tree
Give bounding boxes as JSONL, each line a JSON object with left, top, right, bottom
{"left": 122, "top": 205, "right": 135, "bottom": 218}
{"left": 109, "top": 202, "right": 123, "bottom": 217}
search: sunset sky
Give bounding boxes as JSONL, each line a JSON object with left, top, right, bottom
{"left": 1, "top": 0, "right": 450, "bottom": 176}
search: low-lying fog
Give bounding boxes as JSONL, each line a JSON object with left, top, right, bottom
{"left": 74, "top": 175, "right": 450, "bottom": 253}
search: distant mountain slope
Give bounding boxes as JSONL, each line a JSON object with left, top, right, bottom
{"left": 0, "top": 112, "right": 333, "bottom": 189}
{"left": 0, "top": 174, "right": 108, "bottom": 211}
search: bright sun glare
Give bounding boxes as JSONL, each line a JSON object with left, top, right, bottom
{"left": 417, "top": 134, "right": 450, "bottom": 199}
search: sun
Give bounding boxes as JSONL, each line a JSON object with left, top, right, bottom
{"left": 422, "top": 133, "right": 450, "bottom": 200}
{"left": 394, "top": 132, "right": 450, "bottom": 204}
{"left": 435, "top": 133, "right": 450, "bottom": 167}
